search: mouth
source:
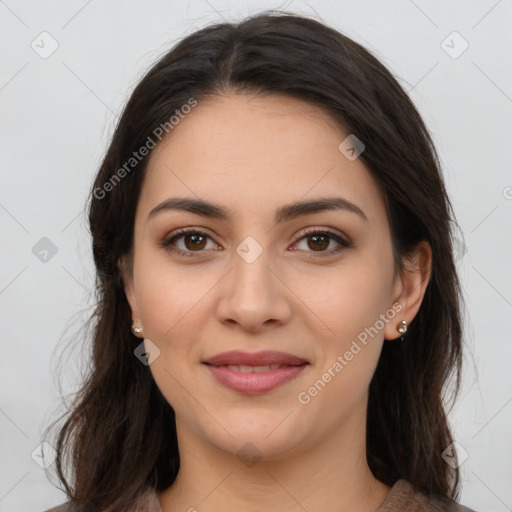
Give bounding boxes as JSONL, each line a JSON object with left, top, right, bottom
{"left": 203, "top": 350, "right": 309, "bottom": 367}
{"left": 208, "top": 364, "right": 296, "bottom": 372}
{"left": 202, "top": 351, "right": 310, "bottom": 394}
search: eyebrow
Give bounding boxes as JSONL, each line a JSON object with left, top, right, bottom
{"left": 147, "top": 196, "right": 368, "bottom": 224}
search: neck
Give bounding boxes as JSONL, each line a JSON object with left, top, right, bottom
{"left": 158, "top": 411, "right": 391, "bottom": 512}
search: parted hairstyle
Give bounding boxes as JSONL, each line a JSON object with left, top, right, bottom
{"left": 44, "top": 10, "right": 466, "bottom": 511}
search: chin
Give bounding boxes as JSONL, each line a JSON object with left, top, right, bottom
{"left": 201, "top": 412, "right": 310, "bottom": 462}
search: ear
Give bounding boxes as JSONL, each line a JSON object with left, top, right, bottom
{"left": 118, "top": 255, "right": 143, "bottom": 337}
{"left": 384, "top": 240, "right": 432, "bottom": 341}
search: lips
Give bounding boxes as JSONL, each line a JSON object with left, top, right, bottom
{"left": 203, "top": 350, "right": 308, "bottom": 367}
{"left": 221, "top": 364, "right": 283, "bottom": 372}
{"left": 202, "top": 350, "right": 309, "bottom": 394}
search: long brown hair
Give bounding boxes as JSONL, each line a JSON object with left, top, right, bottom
{"left": 44, "top": 11, "right": 466, "bottom": 511}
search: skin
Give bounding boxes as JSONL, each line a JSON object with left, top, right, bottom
{"left": 121, "top": 93, "right": 432, "bottom": 512}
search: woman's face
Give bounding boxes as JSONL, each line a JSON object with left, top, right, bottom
{"left": 122, "top": 93, "right": 425, "bottom": 460}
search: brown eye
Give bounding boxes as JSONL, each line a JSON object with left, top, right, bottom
{"left": 307, "top": 234, "right": 330, "bottom": 251}
{"left": 161, "top": 228, "right": 351, "bottom": 259}
{"left": 182, "top": 233, "right": 207, "bottom": 251}
{"left": 161, "top": 229, "right": 216, "bottom": 256}
{"left": 292, "top": 229, "right": 351, "bottom": 257}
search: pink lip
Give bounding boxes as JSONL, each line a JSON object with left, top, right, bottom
{"left": 202, "top": 350, "right": 309, "bottom": 394}
{"left": 203, "top": 350, "right": 308, "bottom": 366}
{"left": 204, "top": 364, "right": 308, "bottom": 394}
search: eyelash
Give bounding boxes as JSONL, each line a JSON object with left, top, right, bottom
{"left": 161, "top": 227, "right": 351, "bottom": 259}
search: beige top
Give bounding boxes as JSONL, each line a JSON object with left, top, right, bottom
{"left": 44, "top": 478, "right": 477, "bottom": 511}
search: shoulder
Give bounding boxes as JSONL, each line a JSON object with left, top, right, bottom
{"left": 42, "top": 487, "right": 161, "bottom": 512}
{"left": 378, "top": 479, "right": 478, "bottom": 512}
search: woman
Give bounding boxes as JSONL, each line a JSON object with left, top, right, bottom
{"left": 44, "top": 11, "right": 477, "bottom": 512}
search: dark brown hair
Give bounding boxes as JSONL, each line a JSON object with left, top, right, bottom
{"left": 44, "top": 10, "right": 466, "bottom": 511}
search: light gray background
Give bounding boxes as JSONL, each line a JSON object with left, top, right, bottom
{"left": 1, "top": 1, "right": 511, "bottom": 510}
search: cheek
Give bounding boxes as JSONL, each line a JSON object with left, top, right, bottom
{"left": 296, "top": 271, "right": 388, "bottom": 418}
{"left": 296, "top": 260, "right": 392, "bottom": 399}
{"left": 134, "top": 256, "right": 210, "bottom": 339}
{"left": 133, "top": 258, "right": 217, "bottom": 398}
{"left": 296, "top": 260, "right": 390, "bottom": 341}
{"left": 136, "top": 264, "right": 207, "bottom": 409}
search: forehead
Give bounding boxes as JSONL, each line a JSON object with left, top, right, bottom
{"left": 138, "top": 93, "right": 387, "bottom": 226}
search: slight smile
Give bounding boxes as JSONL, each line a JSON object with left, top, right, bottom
{"left": 202, "top": 350, "right": 310, "bottom": 394}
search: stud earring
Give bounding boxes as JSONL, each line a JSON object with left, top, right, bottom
{"left": 132, "top": 324, "right": 143, "bottom": 334}
{"left": 397, "top": 320, "right": 408, "bottom": 334}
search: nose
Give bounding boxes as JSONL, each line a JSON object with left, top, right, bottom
{"left": 215, "top": 245, "right": 293, "bottom": 334}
